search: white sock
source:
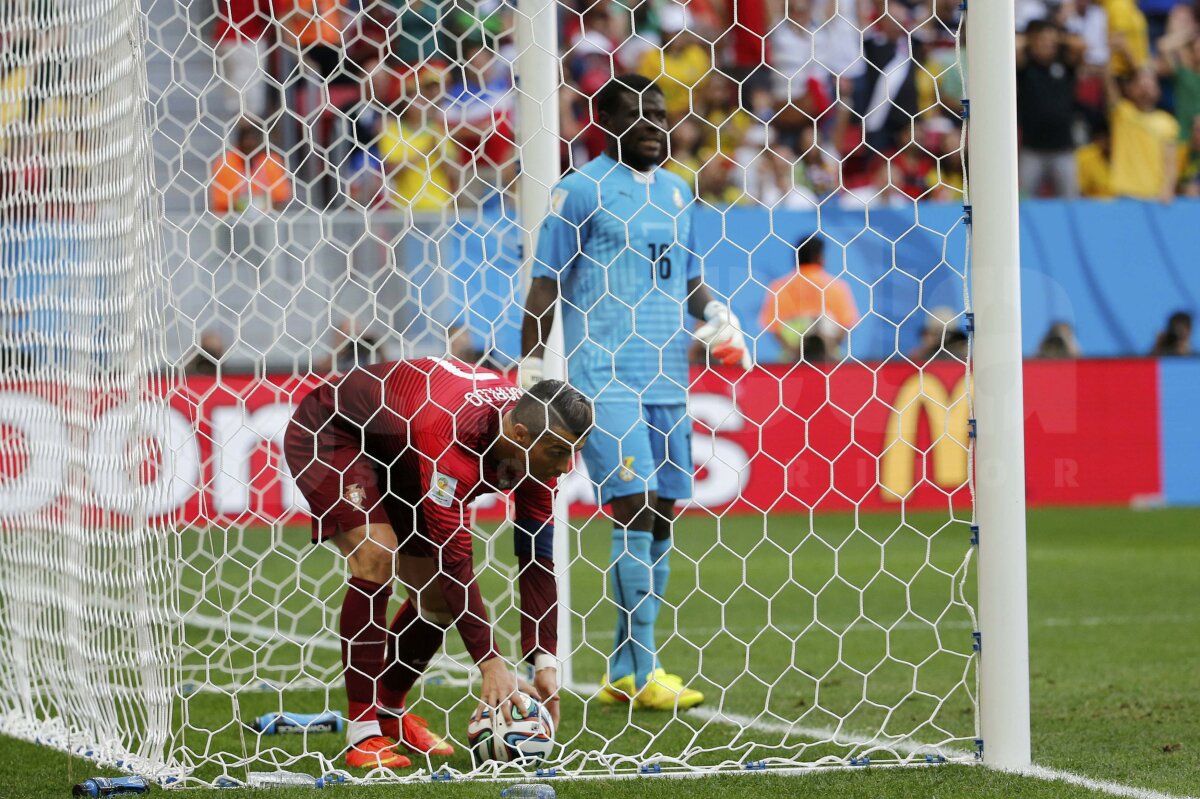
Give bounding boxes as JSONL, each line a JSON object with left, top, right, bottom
{"left": 347, "top": 719, "right": 382, "bottom": 746}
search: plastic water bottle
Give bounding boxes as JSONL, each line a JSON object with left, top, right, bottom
{"left": 500, "top": 784, "right": 556, "bottom": 799}
{"left": 71, "top": 776, "right": 151, "bottom": 797}
{"left": 245, "top": 771, "right": 346, "bottom": 789}
{"left": 252, "top": 711, "right": 344, "bottom": 735}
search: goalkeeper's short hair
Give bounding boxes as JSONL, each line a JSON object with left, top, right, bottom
{"left": 595, "top": 74, "right": 663, "bottom": 117}
{"left": 514, "top": 380, "right": 592, "bottom": 439}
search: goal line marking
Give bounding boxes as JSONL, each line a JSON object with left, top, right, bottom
{"left": 1000, "top": 765, "right": 1198, "bottom": 799}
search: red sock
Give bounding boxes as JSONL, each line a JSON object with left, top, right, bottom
{"left": 340, "top": 577, "right": 390, "bottom": 723}
{"left": 379, "top": 600, "right": 446, "bottom": 712}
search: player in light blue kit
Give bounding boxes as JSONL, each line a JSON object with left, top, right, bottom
{"left": 520, "top": 75, "right": 751, "bottom": 710}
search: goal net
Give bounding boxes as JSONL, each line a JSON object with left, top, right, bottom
{"left": 0, "top": 0, "right": 978, "bottom": 785}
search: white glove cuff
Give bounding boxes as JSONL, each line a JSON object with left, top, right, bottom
{"left": 533, "top": 653, "right": 558, "bottom": 672}
{"left": 702, "top": 300, "right": 728, "bottom": 322}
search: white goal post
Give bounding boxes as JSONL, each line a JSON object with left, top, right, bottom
{"left": 0, "top": 0, "right": 1031, "bottom": 784}
{"left": 964, "top": 0, "right": 1032, "bottom": 769}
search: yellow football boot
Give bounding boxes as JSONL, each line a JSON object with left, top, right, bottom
{"left": 597, "top": 674, "right": 637, "bottom": 705}
{"left": 632, "top": 669, "right": 704, "bottom": 711}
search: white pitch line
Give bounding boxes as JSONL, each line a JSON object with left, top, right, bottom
{"left": 1001, "top": 765, "right": 1198, "bottom": 799}
{"left": 182, "top": 613, "right": 1198, "bottom": 799}
{"left": 568, "top": 679, "right": 964, "bottom": 760}
{"left": 183, "top": 613, "right": 340, "bottom": 651}
{"left": 184, "top": 611, "right": 1199, "bottom": 653}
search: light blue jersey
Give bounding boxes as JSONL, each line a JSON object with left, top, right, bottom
{"left": 532, "top": 154, "right": 701, "bottom": 406}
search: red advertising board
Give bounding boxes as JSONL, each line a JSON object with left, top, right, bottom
{"left": 0, "top": 360, "right": 1162, "bottom": 526}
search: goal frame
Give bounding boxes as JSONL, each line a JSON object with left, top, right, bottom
{"left": 963, "top": 0, "right": 1033, "bottom": 769}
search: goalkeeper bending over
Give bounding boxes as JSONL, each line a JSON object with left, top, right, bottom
{"left": 520, "top": 75, "right": 751, "bottom": 712}
{"left": 284, "top": 358, "right": 590, "bottom": 770}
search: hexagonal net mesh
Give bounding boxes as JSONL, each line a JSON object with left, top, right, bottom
{"left": 0, "top": 0, "right": 980, "bottom": 786}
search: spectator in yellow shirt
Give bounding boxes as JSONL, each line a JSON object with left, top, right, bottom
{"left": 637, "top": 5, "right": 710, "bottom": 121}
{"left": 1108, "top": 68, "right": 1179, "bottom": 201}
{"left": 378, "top": 69, "right": 459, "bottom": 211}
{"left": 1104, "top": 0, "right": 1150, "bottom": 75}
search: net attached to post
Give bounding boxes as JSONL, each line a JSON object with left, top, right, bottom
{"left": 0, "top": 0, "right": 979, "bottom": 785}
{"left": 0, "top": 0, "right": 174, "bottom": 777}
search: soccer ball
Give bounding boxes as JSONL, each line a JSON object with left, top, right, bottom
{"left": 467, "top": 692, "right": 555, "bottom": 766}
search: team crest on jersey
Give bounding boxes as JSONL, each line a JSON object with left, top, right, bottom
{"left": 550, "top": 188, "right": 568, "bottom": 215}
{"left": 672, "top": 187, "right": 684, "bottom": 209}
{"left": 618, "top": 456, "right": 637, "bottom": 482}
{"left": 430, "top": 472, "right": 458, "bottom": 507}
{"left": 343, "top": 483, "right": 366, "bottom": 510}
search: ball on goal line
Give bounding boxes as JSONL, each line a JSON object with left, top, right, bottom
{"left": 467, "top": 692, "right": 555, "bottom": 766}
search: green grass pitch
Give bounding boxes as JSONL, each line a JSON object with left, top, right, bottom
{"left": 3, "top": 506, "right": 1197, "bottom": 798}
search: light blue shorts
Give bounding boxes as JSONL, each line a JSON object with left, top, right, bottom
{"left": 582, "top": 402, "right": 693, "bottom": 505}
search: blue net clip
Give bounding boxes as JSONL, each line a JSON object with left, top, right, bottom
{"left": 640, "top": 763, "right": 663, "bottom": 774}
{"left": 744, "top": 761, "right": 768, "bottom": 771}
{"left": 430, "top": 772, "right": 455, "bottom": 782}
{"left": 972, "top": 631, "right": 983, "bottom": 651}
{"left": 850, "top": 756, "right": 871, "bottom": 767}
{"left": 975, "top": 739, "right": 985, "bottom": 759}
{"left": 968, "top": 418, "right": 977, "bottom": 439}
{"left": 924, "top": 754, "right": 947, "bottom": 764}
{"left": 965, "top": 312, "right": 975, "bottom": 333}
{"left": 963, "top": 204, "right": 973, "bottom": 224}
{"left": 970, "top": 524, "right": 980, "bottom": 545}
{"left": 535, "top": 768, "right": 559, "bottom": 778}
{"left": 960, "top": 99, "right": 970, "bottom": 120}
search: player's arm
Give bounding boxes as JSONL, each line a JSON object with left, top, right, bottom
{"left": 687, "top": 275, "right": 753, "bottom": 370}
{"left": 519, "top": 181, "right": 590, "bottom": 389}
{"left": 521, "top": 277, "right": 558, "bottom": 364}
{"left": 512, "top": 477, "right": 560, "bottom": 726}
{"left": 677, "top": 189, "right": 752, "bottom": 369}
{"left": 415, "top": 444, "right": 520, "bottom": 717}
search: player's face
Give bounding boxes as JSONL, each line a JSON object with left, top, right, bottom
{"left": 607, "top": 91, "right": 668, "bottom": 170}
{"left": 526, "top": 426, "right": 587, "bottom": 483}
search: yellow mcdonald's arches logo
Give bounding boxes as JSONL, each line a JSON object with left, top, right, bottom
{"left": 880, "top": 372, "right": 971, "bottom": 502}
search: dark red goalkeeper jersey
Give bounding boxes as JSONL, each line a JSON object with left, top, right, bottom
{"left": 290, "top": 357, "right": 558, "bottom": 664}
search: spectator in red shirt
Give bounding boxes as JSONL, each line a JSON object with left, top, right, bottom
{"left": 284, "top": 360, "right": 591, "bottom": 770}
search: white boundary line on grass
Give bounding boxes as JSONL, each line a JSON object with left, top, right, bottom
{"left": 1001, "top": 765, "right": 1198, "bottom": 799}
{"left": 183, "top": 613, "right": 1197, "bottom": 799}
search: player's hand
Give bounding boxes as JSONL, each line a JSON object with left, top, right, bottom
{"left": 476, "top": 656, "right": 525, "bottom": 724}
{"left": 695, "top": 301, "right": 752, "bottom": 370}
{"left": 531, "top": 662, "right": 561, "bottom": 730}
{"left": 517, "top": 356, "right": 545, "bottom": 390}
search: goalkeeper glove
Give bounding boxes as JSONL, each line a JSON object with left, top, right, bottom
{"left": 517, "top": 355, "right": 545, "bottom": 390}
{"left": 695, "top": 301, "right": 752, "bottom": 369}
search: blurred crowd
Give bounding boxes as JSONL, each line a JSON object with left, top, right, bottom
{"left": 1017, "top": 0, "right": 1200, "bottom": 200}
{"left": 180, "top": 0, "right": 1200, "bottom": 366}
{"left": 205, "top": 0, "right": 970, "bottom": 213}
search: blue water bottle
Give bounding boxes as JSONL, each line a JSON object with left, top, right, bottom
{"left": 71, "top": 776, "right": 151, "bottom": 797}
{"left": 252, "top": 711, "right": 344, "bottom": 735}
